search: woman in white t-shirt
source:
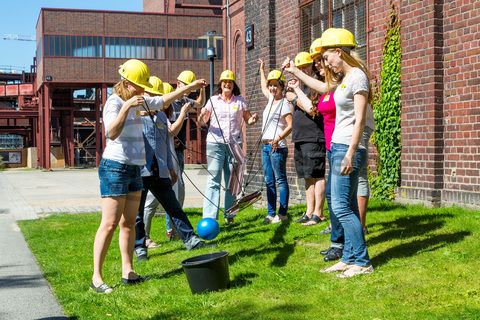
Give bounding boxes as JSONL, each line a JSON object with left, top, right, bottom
{"left": 284, "top": 29, "right": 374, "bottom": 278}
{"left": 317, "top": 28, "right": 374, "bottom": 278}
{"left": 258, "top": 59, "right": 293, "bottom": 224}
{"left": 91, "top": 59, "right": 206, "bottom": 293}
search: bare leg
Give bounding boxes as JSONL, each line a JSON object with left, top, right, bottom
{"left": 304, "top": 178, "right": 316, "bottom": 217}
{"left": 358, "top": 195, "right": 369, "bottom": 229}
{"left": 313, "top": 178, "right": 326, "bottom": 219}
{"left": 92, "top": 196, "right": 126, "bottom": 286}
{"left": 119, "top": 191, "right": 142, "bottom": 279}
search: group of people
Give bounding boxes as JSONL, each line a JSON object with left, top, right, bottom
{"left": 90, "top": 27, "right": 375, "bottom": 293}
{"left": 91, "top": 59, "right": 213, "bottom": 293}
{"left": 196, "top": 27, "right": 375, "bottom": 278}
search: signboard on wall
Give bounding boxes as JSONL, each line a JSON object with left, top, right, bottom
{"left": 245, "top": 24, "right": 254, "bottom": 49}
{"left": 0, "top": 151, "right": 22, "bottom": 164}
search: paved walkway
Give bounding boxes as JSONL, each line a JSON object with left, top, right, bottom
{"left": 0, "top": 167, "right": 210, "bottom": 319}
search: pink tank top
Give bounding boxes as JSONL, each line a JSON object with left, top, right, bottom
{"left": 317, "top": 92, "right": 336, "bottom": 151}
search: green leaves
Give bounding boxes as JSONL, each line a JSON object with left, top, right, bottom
{"left": 371, "top": 4, "right": 402, "bottom": 200}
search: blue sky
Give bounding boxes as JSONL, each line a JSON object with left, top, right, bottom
{"left": 0, "top": 0, "right": 142, "bottom": 72}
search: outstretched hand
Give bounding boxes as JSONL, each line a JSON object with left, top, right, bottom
{"left": 257, "top": 58, "right": 264, "bottom": 70}
{"left": 192, "top": 79, "right": 207, "bottom": 89}
{"left": 249, "top": 113, "right": 258, "bottom": 125}
{"left": 282, "top": 57, "right": 296, "bottom": 74}
{"left": 287, "top": 78, "right": 300, "bottom": 90}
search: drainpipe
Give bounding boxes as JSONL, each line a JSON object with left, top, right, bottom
{"left": 226, "top": 0, "right": 231, "bottom": 70}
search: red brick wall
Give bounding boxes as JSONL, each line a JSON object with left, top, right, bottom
{"left": 441, "top": 1, "right": 480, "bottom": 206}
{"left": 243, "top": 0, "right": 303, "bottom": 201}
{"left": 240, "top": 0, "right": 480, "bottom": 208}
{"left": 38, "top": 9, "right": 222, "bottom": 86}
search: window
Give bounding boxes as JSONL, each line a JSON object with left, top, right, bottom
{"left": 44, "top": 35, "right": 102, "bottom": 58}
{"left": 167, "top": 39, "right": 212, "bottom": 60}
{"left": 300, "top": 0, "right": 366, "bottom": 60}
{"left": 104, "top": 37, "right": 165, "bottom": 59}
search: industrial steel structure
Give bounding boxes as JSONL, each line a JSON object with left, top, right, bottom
{"left": 1, "top": 1, "right": 223, "bottom": 170}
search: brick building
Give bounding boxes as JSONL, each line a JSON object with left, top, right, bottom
{"left": 0, "top": 1, "right": 223, "bottom": 170}
{"left": 223, "top": 0, "right": 480, "bottom": 208}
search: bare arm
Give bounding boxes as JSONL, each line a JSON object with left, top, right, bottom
{"left": 258, "top": 59, "right": 270, "bottom": 99}
{"left": 271, "top": 112, "right": 293, "bottom": 151}
{"left": 162, "top": 79, "right": 207, "bottom": 107}
{"left": 198, "top": 105, "right": 211, "bottom": 126}
{"left": 195, "top": 87, "right": 206, "bottom": 107}
{"left": 243, "top": 110, "right": 258, "bottom": 125}
{"left": 341, "top": 92, "right": 368, "bottom": 175}
{"left": 288, "top": 79, "right": 316, "bottom": 116}
{"left": 107, "top": 95, "right": 144, "bottom": 140}
{"left": 169, "top": 102, "right": 194, "bottom": 136}
{"left": 282, "top": 57, "right": 330, "bottom": 94}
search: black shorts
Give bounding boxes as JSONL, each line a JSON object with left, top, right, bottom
{"left": 294, "top": 142, "right": 326, "bottom": 179}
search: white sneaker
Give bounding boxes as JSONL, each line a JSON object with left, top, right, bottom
{"left": 271, "top": 215, "right": 288, "bottom": 224}
{"left": 146, "top": 238, "right": 160, "bottom": 249}
{"left": 337, "top": 265, "right": 374, "bottom": 278}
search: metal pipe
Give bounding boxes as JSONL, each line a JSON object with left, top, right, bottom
{"left": 226, "top": 0, "right": 231, "bottom": 70}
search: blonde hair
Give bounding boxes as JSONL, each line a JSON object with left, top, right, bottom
{"left": 322, "top": 47, "right": 373, "bottom": 102}
{"left": 113, "top": 79, "right": 135, "bottom": 101}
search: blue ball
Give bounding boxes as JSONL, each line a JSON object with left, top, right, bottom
{"left": 196, "top": 218, "right": 220, "bottom": 240}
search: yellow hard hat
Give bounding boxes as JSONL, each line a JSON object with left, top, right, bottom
{"left": 145, "top": 76, "right": 164, "bottom": 95}
{"left": 294, "top": 52, "right": 313, "bottom": 67}
{"left": 118, "top": 59, "right": 152, "bottom": 90}
{"left": 162, "top": 82, "right": 174, "bottom": 95}
{"left": 219, "top": 70, "right": 235, "bottom": 82}
{"left": 319, "top": 28, "right": 357, "bottom": 49}
{"left": 177, "top": 70, "right": 196, "bottom": 85}
{"left": 267, "top": 69, "right": 285, "bottom": 82}
{"left": 309, "top": 38, "right": 323, "bottom": 58}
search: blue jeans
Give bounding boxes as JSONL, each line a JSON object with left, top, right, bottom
{"left": 326, "top": 150, "right": 344, "bottom": 249}
{"left": 166, "top": 149, "right": 186, "bottom": 231}
{"left": 262, "top": 145, "right": 289, "bottom": 216}
{"left": 203, "top": 143, "right": 235, "bottom": 219}
{"left": 330, "top": 143, "right": 370, "bottom": 266}
{"left": 136, "top": 176, "right": 200, "bottom": 250}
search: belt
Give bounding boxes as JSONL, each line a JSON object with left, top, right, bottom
{"left": 262, "top": 140, "right": 272, "bottom": 145}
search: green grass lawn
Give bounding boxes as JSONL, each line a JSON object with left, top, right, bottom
{"left": 19, "top": 200, "right": 480, "bottom": 319}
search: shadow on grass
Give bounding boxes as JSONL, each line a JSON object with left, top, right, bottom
{"left": 226, "top": 221, "right": 296, "bottom": 269}
{"left": 371, "top": 231, "right": 471, "bottom": 267}
{"left": 37, "top": 317, "right": 78, "bottom": 320}
{"left": 368, "top": 201, "right": 407, "bottom": 212}
{"left": 149, "top": 267, "right": 184, "bottom": 280}
{"left": 148, "top": 302, "right": 307, "bottom": 320}
{"left": 230, "top": 272, "right": 258, "bottom": 289}
{"left": 367, "top": 213, "right": 454, "bottom": 246}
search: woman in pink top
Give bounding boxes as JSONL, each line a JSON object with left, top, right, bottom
{"left": 199, "top": 70, "right": 258, "bottom": 223}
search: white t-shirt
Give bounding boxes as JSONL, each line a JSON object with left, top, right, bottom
{"left": 102, "top": 94, "right": 164, "bottom": 165}
{"left": 332, "top": 67, "right": 374, "bottom": 149}
{"left": 261, "top": 95, "right": 291, "bottom": 148}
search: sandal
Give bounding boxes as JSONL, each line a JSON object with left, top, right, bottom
{"left": 90, "top": 282, "right": 113, "bottom": 294}
{"left": 295, "top": 213, "right": 311, "bottom": 223}
{"left": 122, "top": 274, "right": 149, "bottom": 285}
{"left": 302, "top": 215, "right": 326, "bottom": 226}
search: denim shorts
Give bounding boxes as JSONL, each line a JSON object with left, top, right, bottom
{"left": 98, "top": 158, "right": 143, "bottom": 197}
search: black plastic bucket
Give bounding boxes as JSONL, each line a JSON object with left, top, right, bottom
{"left": 181, "top": 251, "right": 230, "bottom": 294}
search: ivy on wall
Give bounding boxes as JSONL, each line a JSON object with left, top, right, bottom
{"left": 370, "top": 3, "right": 402, "bottom": 200}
